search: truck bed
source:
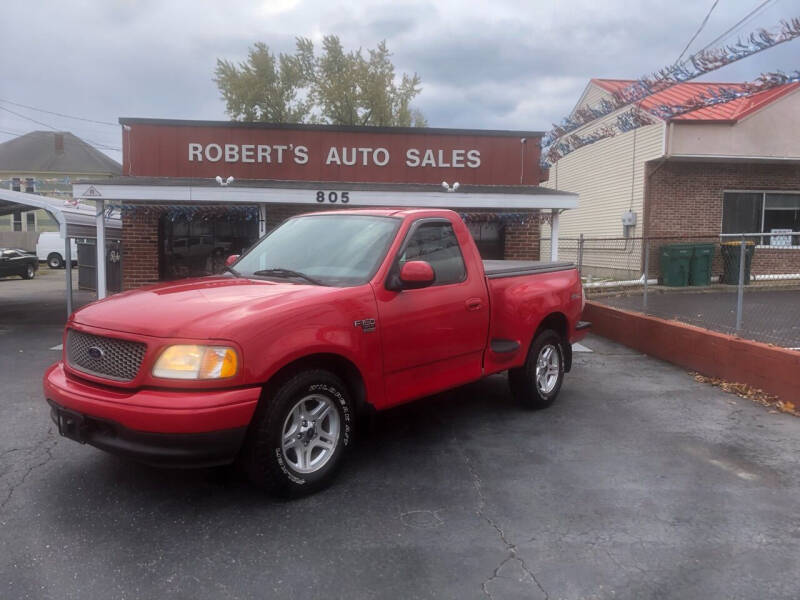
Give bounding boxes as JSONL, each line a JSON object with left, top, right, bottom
{"left": 482, "top": 260, "right": 575, "bottom": 279}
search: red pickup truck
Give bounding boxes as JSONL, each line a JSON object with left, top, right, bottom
{"left": 45, "top": 208, "right": 589, "bottom": 496}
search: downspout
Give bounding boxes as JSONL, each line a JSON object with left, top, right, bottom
{"left": 641, "top": 120, "right": 672, "bottom": 281}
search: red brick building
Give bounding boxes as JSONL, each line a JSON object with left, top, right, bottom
{"left": 73, "top": 119, "right": 576, "bottom": 293}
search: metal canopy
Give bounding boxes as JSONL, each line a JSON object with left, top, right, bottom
{"left": 72, "top": 178, "right": 578, "bottom": 210}
{"left": 0, "top": 194, "right": 121, "bottom": 239}
{"left": 0, "top": 189, "right": 121, "bottom": 315}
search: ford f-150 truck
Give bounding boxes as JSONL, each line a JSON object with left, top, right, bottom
{"left": 45, "top": 208, "right": 590, "bottom": 496}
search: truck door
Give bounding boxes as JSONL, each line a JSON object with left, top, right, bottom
{"left": 374, "top": 218, "right": 489, "bottom": 405}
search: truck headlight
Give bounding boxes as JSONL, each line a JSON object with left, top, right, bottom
{"left": 153, "top": 345, "right": 239, "bottom": 380}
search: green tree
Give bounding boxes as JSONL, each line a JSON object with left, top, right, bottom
{"left": 214, "top": 36, "right": 426, "bottom": 127}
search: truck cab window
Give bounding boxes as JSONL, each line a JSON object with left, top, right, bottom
{"left": 400, "top": 221, "right": 466, "bottom": 285}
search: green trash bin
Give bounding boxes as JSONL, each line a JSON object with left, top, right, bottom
{"left": 689, "top": 243, "right": 714, "bottom": 286}
{"left": 659, "top": 244, "right": 692, "bottom": 286}
{"left": 720, "top": 241, "right": 755, "bottom": 285}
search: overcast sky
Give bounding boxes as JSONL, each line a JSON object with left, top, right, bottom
{"left": 1, "top": 0, "right": 797, "bottom": 161}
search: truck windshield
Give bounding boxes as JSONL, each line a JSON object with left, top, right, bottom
{"left": 233, "top": 214, "right": 401, "bottom": 287}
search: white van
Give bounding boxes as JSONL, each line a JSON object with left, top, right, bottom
{"left": 36, "top": 232, "right": 78, "bottom": 269}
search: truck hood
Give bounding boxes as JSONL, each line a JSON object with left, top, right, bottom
{"left": 71, "top": 276, "right": 344, "bottom": 339}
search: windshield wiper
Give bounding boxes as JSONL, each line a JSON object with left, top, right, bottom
{"left": 224, "top": 265, "right": 240, "bottom": 277}
{"left": 252, "top": 268, "right": 324, "bottom": 286}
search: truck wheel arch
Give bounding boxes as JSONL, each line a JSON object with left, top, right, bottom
{"left": 261, "top": 353, "right": 369, "bottom": 416}
{"left": 530, "top": 312, "right": 572, "bottom": 373}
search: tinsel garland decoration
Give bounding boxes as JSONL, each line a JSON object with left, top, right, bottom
{"left": 542, "top": 69, "right": 800, "bottom": 166}
{"left": 542, "top": 17, "right": 800, "bottom": 149}
{"left": 543, "top": 124, "right": 621, "bottom": 166}
{"left": 113, "top": 204, "right": 260, "bottom": 222}
{"left": 651, "top": 69, "right": 800, "bottom": 120}
{"left": 460, "top": 212, "right": 553, "bottom": 226}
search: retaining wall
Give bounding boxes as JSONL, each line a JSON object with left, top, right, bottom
{"left": 583, "top": 301, "right": 800, "bottom": 403}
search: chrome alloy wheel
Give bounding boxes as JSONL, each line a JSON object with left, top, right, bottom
{"left": 281, "top": 394, "right": 340, "bottom": 474}
{"left": 535, "top": 344, "right": 561, "bottom": 395}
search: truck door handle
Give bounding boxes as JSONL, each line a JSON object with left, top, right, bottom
{"left": 465, "top": 298, "right": 484, "bottom": 311}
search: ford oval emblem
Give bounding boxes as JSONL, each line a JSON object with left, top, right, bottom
{"left": 87, "top": 346, "right": 105, "bottom": 360}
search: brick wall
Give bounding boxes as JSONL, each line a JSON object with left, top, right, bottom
{"left": 645, "top": 161, "right": 800, "bottom": 275}
{"left": 748, "top": 248, "right": 800, "bottom": 276}
{"left": 121, "top": 206, "right": 161, "bottom": 290}
{"left": 503, "top": 218, "right": 540, "bottom": 260}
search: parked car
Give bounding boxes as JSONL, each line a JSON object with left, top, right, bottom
{"left": 36, "top": 231, "right": 77, "bottom": 269}
{"left": 44, "top": 209, "right": 590, "bottom": 496}
{"left": 0, "top": 248, "right": 39, "bottom": 279}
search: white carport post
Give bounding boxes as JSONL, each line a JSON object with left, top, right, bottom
{"left": 550, "top": 209, "right": 560, "bottom": 261}
{"left": 95, "top": 199, "right": 106, "bottom": 299}
{"left": 64, "top": 226, "right": 73, "bottom": 315}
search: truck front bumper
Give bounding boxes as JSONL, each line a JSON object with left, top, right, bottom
{"left": 44, "top": 362, "right": 261, "bottom": 467}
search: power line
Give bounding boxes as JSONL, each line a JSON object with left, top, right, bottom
{"left": 673, "top": 0, "right": 721, "bottom": 66}
{"left": 0, "top": 127, "right": 27, "bottom": 137}
{"left": 0, "top": 106, "right": 121, "bottom": 151}
{"left": 0, "top": 105, "right": 60, "bottom": 132}
{"left": 0, "top": 98, "right": 117, "bottom": 126}
{"left": 696, "top": 0, "right": 777, "bottom": 54}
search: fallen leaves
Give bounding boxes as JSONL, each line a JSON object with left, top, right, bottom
{"left": 690, "top": 372, "right": 799, "bottom": 417}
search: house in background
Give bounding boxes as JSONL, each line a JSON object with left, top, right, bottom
{"left": 0, "top": 131, "right": 121, "bottom": 249}
{"left": 541, "top": 78, "right": 800, "bottom": 277}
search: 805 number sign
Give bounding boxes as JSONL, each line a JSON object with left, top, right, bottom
{"left": 316, "top": 191, "right": 350, "bottom": 204}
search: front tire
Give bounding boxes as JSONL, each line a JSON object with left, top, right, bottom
{"left": 47, "top": 253, "right": 64, "bottom": 269}
{"left": 22, "top": 264, "right": 35, "bottom": 280}
{"left": 508, "top": 329, "right": 565, "bottom": 409}
{"left": 242, "top": 369, "right": 353, "bottom": 497}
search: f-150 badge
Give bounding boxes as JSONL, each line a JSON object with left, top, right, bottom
{"left": 353, "top": 318, "right": 376, "bottom": 332}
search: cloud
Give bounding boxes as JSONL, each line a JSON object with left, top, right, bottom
{"left": 1, "top": 0, "right": 797, "bottom": 159}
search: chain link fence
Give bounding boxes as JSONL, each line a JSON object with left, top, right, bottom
{"left": 566, "top": 233, "right": 800, "bottom": 350}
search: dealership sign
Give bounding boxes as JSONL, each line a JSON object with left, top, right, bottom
{"left": 187, "top": 142, "right": 483, "bottom": 169}
{"left": 121, "top": 119, "right": 545, "bottom": 186}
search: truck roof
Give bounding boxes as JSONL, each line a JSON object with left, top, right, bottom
{"left": 294, "top": 208, "right": 458, "bottom": 219}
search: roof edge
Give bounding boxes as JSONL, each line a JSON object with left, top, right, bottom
{"left": 72, "top": 176, "right": 576, "bottom": 196}
{"left": 118, "top": 118, "right": 544, "bottom": 138}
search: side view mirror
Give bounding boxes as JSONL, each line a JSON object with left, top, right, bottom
{"left": 225, "top": 254, "right": 240, "bottom": 267}
{"left": 397, "top": 260, "right": 435, "bottom": 290}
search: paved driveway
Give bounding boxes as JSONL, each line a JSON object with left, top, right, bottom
{"left": 2, "top": 277, "right": 799, "bottom": 599}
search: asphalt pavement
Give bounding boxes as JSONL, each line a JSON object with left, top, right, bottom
{"left": 2, "top": 273, "right": 800, "bottom": 599}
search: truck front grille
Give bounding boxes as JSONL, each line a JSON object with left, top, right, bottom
{"left": 66, "top": 329, "right": 146, "bottom": 382}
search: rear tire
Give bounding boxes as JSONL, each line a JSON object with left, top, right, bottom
{"left": 241, "top": 369, "right": 353, "bottom": 497}
{"left": 22, "top": 264, "right": 35, "bottom": 280}
{"left": 47, "top": 253, "right": 64, "bottom": 269}
{"left": 508, "top": 329, "right": 565, "bottom": 409}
